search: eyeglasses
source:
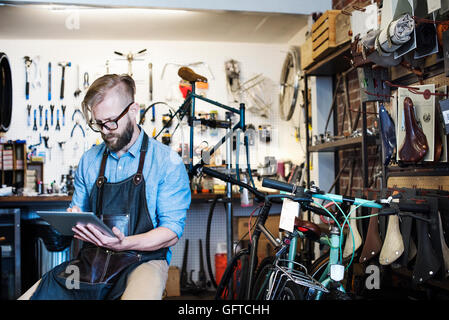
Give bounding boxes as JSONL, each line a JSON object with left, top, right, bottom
{"left": 89, "top": 101, "right": 134, "bottom": 132}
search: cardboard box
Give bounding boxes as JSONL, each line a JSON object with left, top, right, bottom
{"left": 165, "top": 266, "right": 180, "bottom": 297}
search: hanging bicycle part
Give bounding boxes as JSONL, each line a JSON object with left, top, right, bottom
{"left": 114, "top": 49, "right": 147, "bottom": 77}
{"left": 279, "top": 47, "right": 302, "bottom": 121}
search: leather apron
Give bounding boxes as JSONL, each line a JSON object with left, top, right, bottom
{"left": 31, "top": 133, "right": 167, "bottom": 300}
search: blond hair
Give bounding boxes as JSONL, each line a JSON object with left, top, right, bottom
{"left": 81, "top": 74, "right": 135, "bottom": 124}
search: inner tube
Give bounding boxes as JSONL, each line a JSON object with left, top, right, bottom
{"left": 0, "top": 52, "right": 12, "bottom": 132}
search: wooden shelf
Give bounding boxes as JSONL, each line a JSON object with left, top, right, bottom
{"left": 304, "top": 43, "right": 351, "bottom": 76}
{"left": 308, "top": 135, "right": 377, "bottom": 153}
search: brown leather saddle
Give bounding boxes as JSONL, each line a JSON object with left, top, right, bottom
{"left": 359, "top": 214, "right": 382, "bottom": 263}
{"left": 294, "top": 218, "right": 321, "bottom": 241}
{"left": 399, "top": 97, "right": 429, "bottom": 162}
{"left": 178, "top": 66, "right": 208, "bottom": 83}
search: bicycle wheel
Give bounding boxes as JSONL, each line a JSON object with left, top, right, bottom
{"left": 252, "top": 256, "right": 305, "bottom": 300}
{"left": 215, "top": 249, "right": 250, "bottom": 300}
{"left": 273, "top": 278, "right": 304, "bottom": 300}
{"left": 251, "top": 256, "right": 275, "bottom": 300}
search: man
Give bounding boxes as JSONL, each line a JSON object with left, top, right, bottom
{"left": 19, "top": 74, "right": 191, "bottom": 300}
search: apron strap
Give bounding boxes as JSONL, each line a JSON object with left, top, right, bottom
{"left": 96, "top": 149, "right": 109, "bottom": 188}
{"left": 133, "top": 133, "right": 149, "bottom": 185}
{"left": 95, "top": 148, "right": 109, "bottom": 215}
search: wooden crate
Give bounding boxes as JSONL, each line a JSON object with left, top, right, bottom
{"left": 311, "top": 10, "right": 350, "bottom": 61}
{"left": 301, "top": 36, "right": 314, "bottom": 70}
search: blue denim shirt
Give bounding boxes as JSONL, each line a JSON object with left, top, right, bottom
{"left": 70, "top": 127, "right": 191, "bottom": 264}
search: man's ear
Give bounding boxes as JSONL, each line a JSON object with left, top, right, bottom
{"left": 129, "top": 102, "right": 140, "bottom": 116}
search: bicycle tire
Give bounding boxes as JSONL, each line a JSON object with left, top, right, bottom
{"left": 252, "top": 256, "right": 305, "bottom": 300}
{"left": 251, "top": 256, "right": 275, "bottom": 300}
{"left": 279, "top": 47, "right": 301, "bottom": 121}
{"left": 215, "top": 248, "right": 249, "bottom": 300}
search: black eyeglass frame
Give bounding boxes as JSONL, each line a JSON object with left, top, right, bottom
{"left": 89, "top": 101, "right": 134, "bottom": 132}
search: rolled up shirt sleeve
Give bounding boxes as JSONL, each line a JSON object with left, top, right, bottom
{"left": 155, "top": 150, "right": 191, "bottom": 239}
{"left": 70, "top": 153, "right": 91, "bottom": 212}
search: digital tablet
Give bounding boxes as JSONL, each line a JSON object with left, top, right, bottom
{"left": 36, "top": 211, "right": 116, "bottom": 237}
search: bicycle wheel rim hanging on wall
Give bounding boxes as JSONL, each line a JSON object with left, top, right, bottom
{"left": 0, "top": 52, "right": 12, "bottom": 132}
{"left": 279, "top": 46, "right": 301, "bottom": 121}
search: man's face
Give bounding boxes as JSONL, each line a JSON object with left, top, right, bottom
{"left": 92, "top": 90, "right": 135, "bottom": 153}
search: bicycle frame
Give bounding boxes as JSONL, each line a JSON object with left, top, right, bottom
{"left": 183, "top": 82, "right": 256, "bottom": 188}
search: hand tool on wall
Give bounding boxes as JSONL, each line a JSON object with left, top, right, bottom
{"left": 71, "top": 108, "right": 84, "bottom": 122}
{"left": 148, "top": 63, "right": 155, "bottom": 122}
{"left": 58, "top": 61, "right": 71, "bottom": 100}
{"left": 27, "top": 104, "right": 32, "bottom": 127}
{"left": 42, "top": 136, "right": 52, "bottom": 161}
{"left": 44, "top": 109, "right": 49, "bottom": 131}
{"left": 114, "top": 49, "right": 147, "bottom": 76}
{"left": 32, "top": 109, "right": 37, "bottom": 131}
{"left": 74, "top": 64, "right": 81, "bottom": 98}
{"left": 61, "top": 105, "right": 66, "bottom": 126}
{"left": 70, "top": 120, "right": 85, "bottom": 138}
{"left": 24, "top": 56, "right": 32, "bottom": 100}
{"left": 83, "top": 72, "right": 89, "bottom": 90}
{"left": 48, "top": 62, "right": 51, "bottom": 101}
{"left": 50, "top": 104, "right": 54, "bottom": 126}
{"left": 55, "top": 109, "right": 60, "bottom": 131}
{"left": 38, "top": 105, "right": 43, "bottom": 127}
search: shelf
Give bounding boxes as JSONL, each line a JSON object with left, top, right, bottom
{"left": 387, "top": 163, "right": 449, "bottom": 177}
{"left": 304, "top": 43, "right": 351, "bottom": 76}
{"left": 308, "top": 135, "right": 377, "bottom": 153}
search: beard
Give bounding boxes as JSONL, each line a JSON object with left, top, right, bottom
{"left": 102, "top": 120, "right": 134, "bottom": 153}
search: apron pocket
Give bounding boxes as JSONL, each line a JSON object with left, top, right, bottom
{"left": 101, "top": 213, "right": 130, "bottom": 236}
{"left": 57, "top": 247, "right": 141, "bottom": 284}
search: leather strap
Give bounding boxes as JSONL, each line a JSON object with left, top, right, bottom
{"left": 133, "top": 133, "right": 148, "bottom": 185}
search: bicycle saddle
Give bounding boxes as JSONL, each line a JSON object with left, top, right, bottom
{"left": 294, "top": 218, "right": 321, "bottom": 241}
{"left": 359, "top": 214, "right": 382, "bottom": 263}
{"left": 398, "top": 97, "right": 428, "bottom": 162}
{"left": 178, "top": 67, "right": 208, "bottom": 83}
{"left": 412, "top": 219, "right": 441, "bottom": 284}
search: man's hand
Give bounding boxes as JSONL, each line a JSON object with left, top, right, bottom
{"left": 72, "top": 224, "right": 127, "bottom": 251}
{"left": 67, "top": 205, "right": 81, "bottom": 213}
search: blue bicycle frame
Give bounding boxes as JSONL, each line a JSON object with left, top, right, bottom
{"left": 184, "top": 82, "right": 256, "bottom": 188}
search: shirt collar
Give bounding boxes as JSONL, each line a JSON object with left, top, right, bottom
{"left": 108, "top": 125, "right": 144, "bottom": 159}
{"left": 127, "top": 126, "right": 144, "bottom": 158}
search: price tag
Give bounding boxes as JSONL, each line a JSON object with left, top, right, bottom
{"left": 279, "top": 198, "right": 299, "bottom": 233}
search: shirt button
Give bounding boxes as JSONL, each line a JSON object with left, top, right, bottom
{"left": 118, "top": 166, "right": 122, "bottom": 170}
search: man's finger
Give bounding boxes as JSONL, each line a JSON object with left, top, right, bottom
{"left": 86, "top": 224, "right": 112, "bottom": 242}
{"left": 112, "top": 227, "right": 125, "bottom": 241}
{"left": 74, "top": 224, "right": 103, "bottom": 246}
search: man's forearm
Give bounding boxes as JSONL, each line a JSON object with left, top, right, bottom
{"left": 121, "top": 227, "right": 178, "bottom": 252}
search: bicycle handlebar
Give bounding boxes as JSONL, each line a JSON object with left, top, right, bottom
{"left": 262, "top": 178, "right": 383, "bottom": 209}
